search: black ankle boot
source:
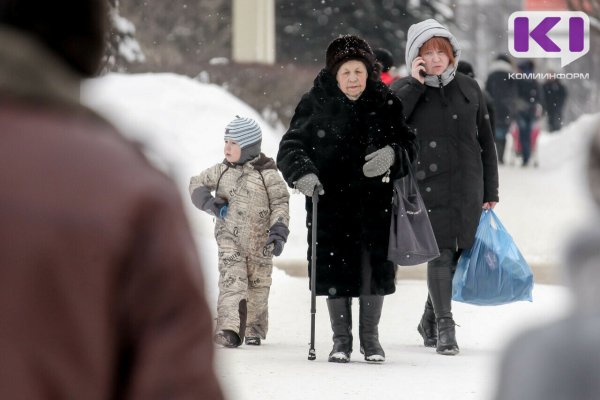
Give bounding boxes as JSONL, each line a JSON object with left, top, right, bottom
{"left": 327, "top": 297, "right": 352, "bottom": 363}
{"left": 436, "top": 317, "right": 459, "bottom": 355}
{"left": 417, "top": 305, "right": 437, "bottom": 348}
{"left": 359, "top": 295, "right": 385, "bottom": 362}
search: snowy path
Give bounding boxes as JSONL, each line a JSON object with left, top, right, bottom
{"left": 213, "top": 271, "right": 569, "bottom": 400}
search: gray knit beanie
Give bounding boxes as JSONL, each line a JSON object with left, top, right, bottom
{"left": 405, "top": 19, "right": 461, "bottom": 70}
{"left": 224, "top": 116, "right": 262, "bottom": 149}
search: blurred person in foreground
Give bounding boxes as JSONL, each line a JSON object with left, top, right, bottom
{"left": 494, "top": 123, "right": 600, "bottom": 400}
{"left": 0, "top": 1, "right": 224, "bottom": 398}
{"left": 391, "top": 19, "right": 499, "bottom": 356}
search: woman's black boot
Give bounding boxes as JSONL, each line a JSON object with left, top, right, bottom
{"left": 417, "top": 298, "right": 437, "bottom": 347}
{"left": 326, "top": 297, "right": 353, "bottom": 363}
{"left": 359, "top": 295, "right": 385, "bottom": 362}
{"left": 437, "top": 317, "right": 459, "bottom": 355}
{"left": 427, "top": 249, "right": 459, "bottom": 355}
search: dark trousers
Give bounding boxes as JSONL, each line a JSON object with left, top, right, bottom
{"left": 516, "top": 115, "right": 534, "bottom": 165}
{"left": 494, "top": 125, "right": 510, "bottom": 164}
{"left": 547, "top": 111, "right": 563, "bottom": 132}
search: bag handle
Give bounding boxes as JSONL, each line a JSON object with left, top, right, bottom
{"left": 398, "top": 147, "right": 419, "bottom": 197}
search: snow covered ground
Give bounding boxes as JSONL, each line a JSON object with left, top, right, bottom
{"left": 83, "top": 73, "right": 600, "bottom": 400}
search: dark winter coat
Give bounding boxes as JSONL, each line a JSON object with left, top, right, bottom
{"left": 485, "top": 60, "right": 518, "bottom": 130}
{"left": 542, "top": 80, "right": 567, "bottom": 114}
{"left": 277, "top": 69, "right": 417, "bottom": 297}
{"left": 515, "top": 77, "right": 542, "bottom": 118}
{"left": 391, "top": 73, "right": 499, "bottom": 250}
{"left": 0, "top": 27, "right": 223, "bottom": 400}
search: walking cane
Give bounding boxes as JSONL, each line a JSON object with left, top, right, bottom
{"left": 308, "top": 185, "right": 322, "bottom": 360}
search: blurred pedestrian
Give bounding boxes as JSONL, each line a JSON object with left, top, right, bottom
{"left": 514, "top": 60, "right": 542, "bottom": 166}
{"left": 278, "top": 35, "right": 416, "bottom": 363}
{"left": 542, "top": 74, "right": 568, "bottom": 132}
{"left": 189, "top": 116, "right": 290, "bottom": 348}
{"left": 457, "top": 60, "right": 496, "bottom": 134}
{"left": 0, "top": 1, "right": 224, "bottom": 398}
{"left": 494, "top": 124, "right": 600, "bottom": 400}
{"left": 485, "top": 54, "right": 518, "bottom": 164}
{"left": 374, "top": 47, "right": 396, "bottom": 86}
{"left": 391, "top": 19, "right": 499, "bottom": 356}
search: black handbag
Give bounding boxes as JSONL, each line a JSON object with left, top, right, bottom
{"left": 388, "top": 151, "right": 440, "bottom": 266}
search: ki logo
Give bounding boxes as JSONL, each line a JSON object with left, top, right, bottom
{"left": 508, "top": 11, "right": 590, "bottom": 67}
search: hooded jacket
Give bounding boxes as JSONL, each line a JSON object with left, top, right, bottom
{"left": 391, "top": 21, "right": 499, "bottom": 250}
{"left": 0, "top": 27, "right": 223, "bottom": 400}
{"left": 277, "top": 68, "right": 416, "bottom": 297}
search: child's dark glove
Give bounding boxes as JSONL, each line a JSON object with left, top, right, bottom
{"left": 191, "top": 187, "right": 228, "bottom": 219}
{"left": 205, "top": 197, "right": 228, "bottom": 219}
{"left": 265, "top": 222, "right": 289, "bottom": 257}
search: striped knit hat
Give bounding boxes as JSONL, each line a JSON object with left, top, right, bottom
{"left": 224, "top": 116, "right": 262, "bottom": 149}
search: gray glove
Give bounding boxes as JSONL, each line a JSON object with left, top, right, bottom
{"left": 295, "top": 173, "right": 324, "bottom": 197}
{"left": 363, "top": 145, "right": 395, "bottom": 177}
{"left": 191, "top": 187, "right": 228, "bottom": 219}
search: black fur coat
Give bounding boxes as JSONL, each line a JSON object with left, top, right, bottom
{"left": 277, "top": 69, "right": 416, "bottom": 297}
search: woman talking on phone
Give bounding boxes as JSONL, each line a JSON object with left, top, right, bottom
{"left": 391, "top": 19, "right": 499, "bottom": 356}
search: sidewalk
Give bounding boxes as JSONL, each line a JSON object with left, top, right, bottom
{"left": 275, "top": 258, "right": 563, "bottom": 285}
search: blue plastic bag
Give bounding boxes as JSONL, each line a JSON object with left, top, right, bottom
{"left": 452, "top": 210, "right": 533, "bottom": 306}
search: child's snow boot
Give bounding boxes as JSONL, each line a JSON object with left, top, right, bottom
{"left": 214, "top": 330, "right": 242, "bottom": 348}
{"left": 245, "top": 336, "right": 261, "bottom": 346}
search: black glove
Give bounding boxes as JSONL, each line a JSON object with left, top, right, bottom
{"left": 265, "top": 222, "right": 289, "bottom": 257}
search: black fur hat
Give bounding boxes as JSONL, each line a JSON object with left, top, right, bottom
{"left": 0, "top": 0, "right": 107, "bottom": 76}
{"left": 325, "top": 35, "right": 379, "bottom": 79}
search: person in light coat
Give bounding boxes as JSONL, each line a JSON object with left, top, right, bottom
{"left": 190, "top": 116, "right": 290, "bottom": 348}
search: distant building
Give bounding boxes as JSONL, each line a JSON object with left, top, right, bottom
{"left": 232, "top": 0, "right": 275, "bottom": 64}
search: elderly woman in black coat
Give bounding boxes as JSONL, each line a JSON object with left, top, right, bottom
{"left": 277, "top": 35, "right": 416, "bottom": 363}
{"left": 391, "top": 19, "right": 499, "bottom": 356}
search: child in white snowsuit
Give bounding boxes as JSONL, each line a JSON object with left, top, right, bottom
{"left": 189, "top": 116, "right": 290, "bottom": 348}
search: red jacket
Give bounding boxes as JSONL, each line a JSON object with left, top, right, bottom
{"left": 381, "top": 71, "right": 396, "bottom": 86}
{"left": 0, "top": 28, "right": 224, "bottom": 400}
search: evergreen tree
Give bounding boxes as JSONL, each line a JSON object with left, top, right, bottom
{"left": 276, "top": 0, "right": 455, "bottom": 66}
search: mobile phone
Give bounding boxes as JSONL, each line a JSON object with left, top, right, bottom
{"left": 418, "top": 60, "right": 427, "bottom": 77}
